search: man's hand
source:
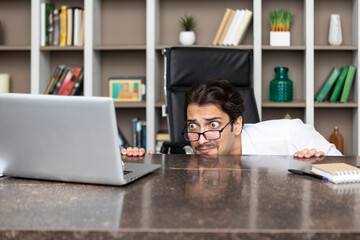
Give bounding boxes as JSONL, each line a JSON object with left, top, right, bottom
{"left": 121, "top": 147, "right": 153, "bottom": 157}
{"left": 293, "top": 148, "right": 325, "bottom": 159}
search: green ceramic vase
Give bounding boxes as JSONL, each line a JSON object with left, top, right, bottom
{"left": 270, "top": 67, "right": 293, "bottom": 102}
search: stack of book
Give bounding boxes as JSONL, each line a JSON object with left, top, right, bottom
{"left": 212, "top": 8, "right": 253, "bottom": 46}
{"left": 44, "top": 65, "right": 84, "bottom": 96}
{"left": 315, "top": 66, "right": 357, "bottom": 103}
{"left": 41, "top": 3, "right": 84, "bottom": 47}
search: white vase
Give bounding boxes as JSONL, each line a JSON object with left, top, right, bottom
{"left": 328, "top": 14, "right": 343, "bottom": 46}
{"left": 179, "top": 31, "right": 196, "bottom": 45}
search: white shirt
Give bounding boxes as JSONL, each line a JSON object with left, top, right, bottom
{"left": 241, "top": 119, "right": 342, "bottom": 156}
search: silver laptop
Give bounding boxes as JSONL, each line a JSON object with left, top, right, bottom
{"left": 0, "top": 93, "right": 160, "bottom": 185}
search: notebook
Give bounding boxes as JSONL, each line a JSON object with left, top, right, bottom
{"left": 0, "top": 93, "right": 160, "bottom": 186}
{"left": 311, "top": 163, "right": 360, "bottom": 184}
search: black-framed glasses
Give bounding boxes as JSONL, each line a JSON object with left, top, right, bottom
{"left": 182, "top": 119, "right": 234, "bottom": 142}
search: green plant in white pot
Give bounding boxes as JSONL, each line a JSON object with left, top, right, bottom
{"left": 178, "top": 14, "right": 197, "bottom": 45}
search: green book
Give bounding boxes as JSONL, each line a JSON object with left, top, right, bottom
{"left": 329, "top": 67, "right": 348, "bottom": 102}
{"left": 315, "top": 68, "right": 340, "bottom": 102}
{"left": 340, "top": 66, "right": 357, "bottom": 103}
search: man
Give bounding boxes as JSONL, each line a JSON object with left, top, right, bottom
{"left": 122, "top": 78, "right": 341, "bottom": 157}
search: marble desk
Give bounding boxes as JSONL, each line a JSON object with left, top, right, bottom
{"left": 1, "top": 154, "right": 360, "bottom": 240}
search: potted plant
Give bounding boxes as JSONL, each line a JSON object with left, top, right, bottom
{"left": 178, "top": 14, "right": 197, "bottom": 45}
{"left": 269, "top": 9, "right": 294, "bottom": 46}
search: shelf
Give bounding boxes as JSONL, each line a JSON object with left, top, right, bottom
{"left": 40, "top": 46, "right": 84, "bottom": 51}
{"left": 262, "top": 101, "right": 306, "bottom": 108}
{"left": 114, "top": 101, "right": 146, "bottom": 108}
{"left": 93, "top": 45, "right": 146, "bottom": 51}
{"left": 314, "top": 45, "right": 357, "bottom": 50}
{"left": 262, "top": 45, "right": 306, "bottom": 50}
{"left": 0, "top": 46, "right": 31, "bottom": 51}
{"left": 155, "top": 45, "right": 253, "bottom": 51}
{"left": 314, "top": 101, "right": 358, "bottom": 108}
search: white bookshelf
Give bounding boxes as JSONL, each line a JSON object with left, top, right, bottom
{"left": 14, "top": 0, "right": 357, "bottom": 154}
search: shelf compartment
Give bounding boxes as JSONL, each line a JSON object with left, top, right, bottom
{"left": 101, "top": 0, "right": 146, "bottom": 45}
{"left": 315, "top": 108, "right": 353, "bottom": 155}
{"left": 159, "top": 0, "right": 253, "bottom": 46}
{"left": 262, "top": 0, "right": 304, "bottom": 46}
{"left": 0, "top": 0, "right": 31, "bottom": 46}
{"left": 262, "top": 108, "right": 305, "bottom": 122}
{"left": 262, "top": 50, "right": 305, "bottom": 102}
{"left": 314, "top": 0, "right": 354, "bottom": 46}
{"left": 0, "top": 51, "right": 30, "bottom": 93}
{"left": 100, "top": 51, "right": 146, "bottom": 97}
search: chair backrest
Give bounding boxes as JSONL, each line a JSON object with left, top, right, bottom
{"left": 164, "top": 47, "right": 259, "bottom": 143}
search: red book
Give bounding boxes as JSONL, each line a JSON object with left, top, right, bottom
{"left": 61, "top": 67, "right": 82, "bottom": 95}
{"left": 57, "top": 68, "right": 74, "bottom": 95}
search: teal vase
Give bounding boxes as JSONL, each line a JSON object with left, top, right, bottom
{"left": 270, "top": 67, "right": 293, "bottom": 102}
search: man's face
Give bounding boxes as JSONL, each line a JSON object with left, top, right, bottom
{"left": 186, "top": 103, "right": 242, "bottom": 155}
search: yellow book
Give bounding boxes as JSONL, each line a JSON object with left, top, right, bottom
{"left": 311, "top": 163, "right": 360, "bottom": 184}
{"left": 59, "top": 5, "right": 67, "bottom": 46}
{"left": 212, "top": 8, "right": 233, "bottom": 46}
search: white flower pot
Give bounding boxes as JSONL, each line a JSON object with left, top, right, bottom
{"left": 179, "top": 31, "right": 196, "bottom": 45}
{"left": 270, "top": 31, "right": 290, "bottom": 46}
{"left": 328, "top": 14, "right": 343, "bottom": 46}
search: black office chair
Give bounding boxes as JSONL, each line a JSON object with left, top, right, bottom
{"left": 161, "top": 47, "right": 260, "bottom": 154}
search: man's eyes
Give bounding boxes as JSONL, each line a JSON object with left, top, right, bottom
{"left": 188, "top": 121, "right": 220, "bottom": 131}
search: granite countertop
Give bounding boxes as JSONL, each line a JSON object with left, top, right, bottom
{"left": 1, "top": 154, "right": 360, "bottom": 240}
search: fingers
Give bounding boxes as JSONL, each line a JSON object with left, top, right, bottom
{"left": 293, "top": 148, "right": 325, "bottom": 159}
{"left": 120, "top": 147, "right": 147, "bottom": 157}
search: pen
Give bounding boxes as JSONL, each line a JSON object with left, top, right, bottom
{"left": 288, "top": 169, "right": 329, "bottom": 181}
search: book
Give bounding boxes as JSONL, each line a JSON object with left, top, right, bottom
{"left": 61, "top": 67, "right": 83, "bottom": 95}
{"left": 315, "top": 68, "right": 340, "bottom": 102}
{"left": 66, "top": 7, "right": 74, "bottom": 46}
{"left": 56, "top": 68, "right": 74, "bottom": 95}
{"left": 222, "top": 9, "right": 241, "bottom": 46}
{"left": 47, "top": 10, "right": 54, "bottom": 45}
{"left": 44, "top": 65, "right": 66, "bottom": 94}
{"left": 340, "top": 65, "right": 357, "bottom": 103}
{"left": 231, "top": 9, "right": 253, "bottom": 46}
{"left": 212, "top": 8, "right": 233, "bottom": 46}
{"left": 52, "top": 9, "right": 60, "bottom": 46}
{"left": 132, "top": 117, "right": 139, "bottom": 147}
{"left": 73, "top": 7, "right": 82, "bottom": 46}
{"left": 40, "top": 3, "right": 55, "bottom": 46}
{"left": 217, "top": 9, "right": 235, "bottom": 46}
{"left": 59, "top": 5, "right": 67, "bottom": 46}
{"left": 52, "top": 67, "right": 71, "bottom": 94}
{"left": 227, "top": 9, "right": 245, "bottom": 46}
{"left": 70, "top": 70, "right": 84, "bottom": 95}
{"left": 78, "top": 9, "right": 85, "bottom": 46}
{"left": 311, "top": 163, "right": 360, "bottom": 184}
{"left": 329, "top": 67, "right": 348, "bottom": 102}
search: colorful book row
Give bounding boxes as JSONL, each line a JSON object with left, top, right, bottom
{"left": 44, "top": 65, "right": 83, "bottom": 96}
{"left": 41, "top": 3, "right": 84, "bottom": 47}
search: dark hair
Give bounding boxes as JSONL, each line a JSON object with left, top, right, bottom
{"left": 183, "top": 78, "right": 245, "bottom": 123}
